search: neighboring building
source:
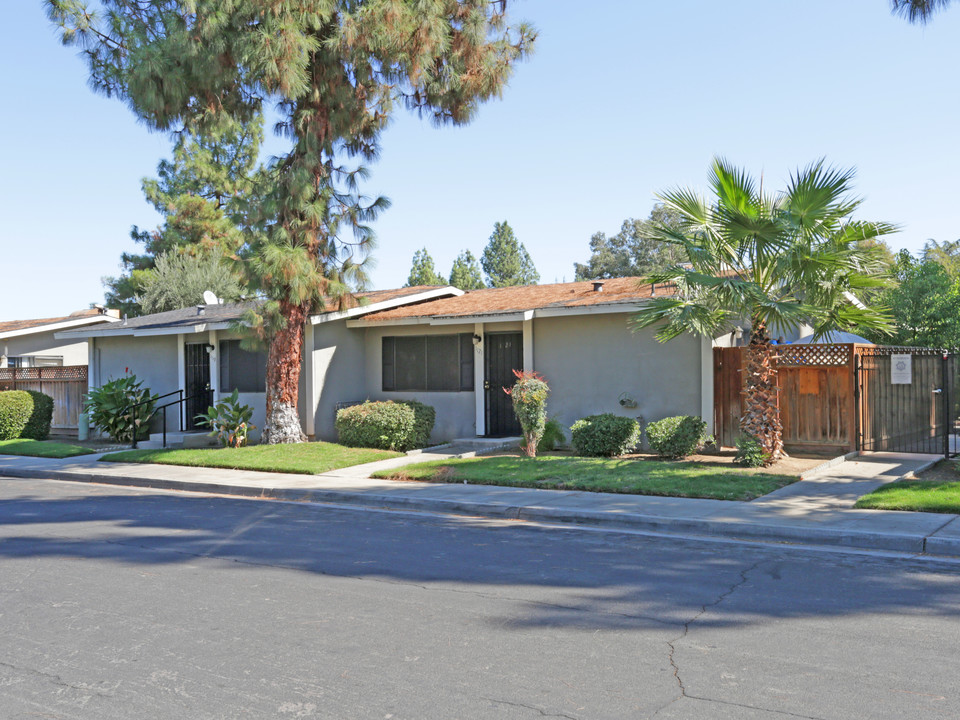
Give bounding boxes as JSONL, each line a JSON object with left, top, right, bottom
{"left": 0, "top": 307, "right": 120, "bottom": 368}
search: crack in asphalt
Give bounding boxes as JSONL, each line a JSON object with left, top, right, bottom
{"left": 653, "top": 559, "right": 765, "bottom": 716}
{"left": 681, "top": 693, "right": 826, "bottom": 719}
{"left": 0, "top": 659, "right": 116, "bottom": 698}
{"left": 484, "top": 696, "right": 580, "bottom": 719}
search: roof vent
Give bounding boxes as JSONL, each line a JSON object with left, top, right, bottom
{"left": 197, "top": 305, "right": 206, "bottom": 316}
{"left": 592, "top": 280, "right": 604, "bottom": 293}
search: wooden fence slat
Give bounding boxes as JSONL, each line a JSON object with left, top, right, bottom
{"left": 0, "top": 365, "right": 87, "bottom": 430}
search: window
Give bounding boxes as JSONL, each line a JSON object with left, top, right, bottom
{"left": 382, "top": 334, "right": 474, "bottom": 392}
{"left": 219, "top": 340, "right": 268, "bottom": 393}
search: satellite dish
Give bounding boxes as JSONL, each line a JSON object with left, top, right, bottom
{"left": 202, "top": 290, "right": 220, "bottom": 305}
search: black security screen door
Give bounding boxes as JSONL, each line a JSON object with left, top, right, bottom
{"left": 184, "top": 343, "right": 212, "bottom": 431}
{"left": 484, "top": 332, "right": 522, "bottom": 437}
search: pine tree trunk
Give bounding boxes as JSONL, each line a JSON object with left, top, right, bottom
{"left": 739, "top": 322, "right": 784, "bottom": 464}
{"left": 261, "top": 300, "right": 308, "bottom": 445}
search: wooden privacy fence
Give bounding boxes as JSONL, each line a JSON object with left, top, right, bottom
{"left": 714, "top": 344, "right": 858, "bottom": 453}
{"left": 0, "top": 365, "right": 88, "bottom": 431}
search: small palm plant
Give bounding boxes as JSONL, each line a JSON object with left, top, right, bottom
{"left": 633, "top": 158, "right": 895, "bottom": 463}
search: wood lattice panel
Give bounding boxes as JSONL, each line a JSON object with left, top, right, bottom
{"left": 777, "top": 344, "right": 852, "bottom": 367}
{"left": 0, "top": 366, "right": 87, "bottom": 382}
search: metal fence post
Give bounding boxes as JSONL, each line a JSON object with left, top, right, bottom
{"left": 944, "top": 352, "right": 951, "bottom": 460}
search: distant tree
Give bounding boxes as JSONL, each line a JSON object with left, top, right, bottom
{"left": 860, "top": 251, "right": 960, "bottom": 348}
{"left": 574, "top": 203, "right": 687, "bottom": 280}
{"left": 103, "top": 117, "right": 263, "bottom": 316}
{"left": 405, "top": 248, "right": 445, "bottom": 287}
{"left": 922, "top": 239, "right": 960, "bottom": 278}
{"left": 448, "top": 250, "right": 485, "bottom": 290}
{"left": 480, "top": 221, "right": 539, "bottom": 287}
{"left": 139, "top": 251, "right": 244, "bottom": 314}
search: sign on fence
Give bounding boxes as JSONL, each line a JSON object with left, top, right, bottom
{"left": 891, "top": 354, "right": 912, "bottom": 385}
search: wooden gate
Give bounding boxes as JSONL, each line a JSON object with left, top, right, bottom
{"left": 714, "top": 344, "right": 858, "bottom": 453}
{"left": 0, "top": 365, "right": 88, "bottom": 431}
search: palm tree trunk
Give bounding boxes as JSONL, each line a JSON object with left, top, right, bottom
{"left": 740, "top": 322, "right": 784, "bottom": 464}
{"left": 261, "top": 300, "right": 308, "bottom": 444}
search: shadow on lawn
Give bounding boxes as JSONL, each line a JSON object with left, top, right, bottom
{"left": 1, "top": 480, "right": 959, "bottom": 632}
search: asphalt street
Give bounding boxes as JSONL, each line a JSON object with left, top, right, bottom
{"left": 1, "top": 476, "right": 959, "bottom": 719}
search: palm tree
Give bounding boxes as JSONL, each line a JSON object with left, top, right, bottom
{"left": 633, "top": 158, "right": 895, "bottom": 463}
{"left": 891, "top": 0, "right": 952, "bottom": 23}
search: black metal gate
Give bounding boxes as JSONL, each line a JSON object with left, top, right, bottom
{"left": 856, "top": 347, "right": 959, "bottom": 457}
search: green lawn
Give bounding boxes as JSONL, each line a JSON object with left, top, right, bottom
{"left": 0, "top": 439, "right": 97, "bottom": 459}
{"left": 854, "top": 480, "right": 960, "bottom": 514}
{"left": 100, "top": 442, "right": 401, "bottom": 475}
{"left": 373, "top": 455, "right": 797, "bottom": 501}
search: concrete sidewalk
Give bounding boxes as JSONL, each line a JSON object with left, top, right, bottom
{"left": 2, "top": 449, "right": 960, "bottom": 557}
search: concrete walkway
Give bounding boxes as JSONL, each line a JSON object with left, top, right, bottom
{"left": 2, "top": 448, "right": 960, "bottom": 557}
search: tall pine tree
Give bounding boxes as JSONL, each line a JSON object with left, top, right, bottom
{"left": 405, "top": 248, "right": 445, "bottom": 287}
{"left": 449, "top": 250, "right": 485, "bottom": 290}
{"left": 480, "top": 221, "right": 539, "bottom": 288}
{"left": 49, "top": 1, "right": 535, "bottom": 443}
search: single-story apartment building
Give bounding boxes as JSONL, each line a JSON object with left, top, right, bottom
{"left": 60, "top": 277, "right": 800, "bottom": 444}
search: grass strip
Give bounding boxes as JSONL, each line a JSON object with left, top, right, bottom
{"left": 0, "top": 439, "right": 96, "bottom": 459}
{"left": 101, "top": 442, "right": 401, "bottom": 475}
{"left": 373, "top": 455, "right": 796, "bottom": 501}
{"left": 855, "top": 480, "right": 960, "bottom": 514}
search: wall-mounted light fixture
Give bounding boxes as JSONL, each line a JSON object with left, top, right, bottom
{"left": 204, "top": 344, "right": 215, "bottom": 354}
{"left": 472, "top": 334, "right": 482, "bottom": 346}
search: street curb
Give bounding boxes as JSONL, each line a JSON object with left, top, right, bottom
{"left": 1, "top": 464, "right": 951, "bottom": 557}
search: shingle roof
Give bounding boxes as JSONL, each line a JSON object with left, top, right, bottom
{"left": 57, "top": 286, "right": 453, "bottom": 336}
{"left": 359, "top": 277, "right": 672, "bottom": 322}
{"left": 0, "top": 308, "right": 114, "bottom": 336}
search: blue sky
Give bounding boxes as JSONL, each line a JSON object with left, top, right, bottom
{"left": 2, "top": 1, "right": 959, "bottom": 321}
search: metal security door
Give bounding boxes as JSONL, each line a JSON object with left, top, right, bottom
{"left": 184, "top": 343, "right": 212, "bottom": 431}
{"left": 857, "top": 347, "right": 959, "bottom": 457}
{"left": 483, "top": 333, "right": 522, "bottom": 437}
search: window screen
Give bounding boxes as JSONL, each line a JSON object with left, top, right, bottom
{"left": 382, "top": 334, "right": 474, "bottom": 392}
{"left": 219, "top": 340, "right": 268, "bottom": 393}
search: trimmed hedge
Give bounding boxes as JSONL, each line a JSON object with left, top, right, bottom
{"left": 335, "top": 400, "right": 436, "bottom": 452}
{"left": 0, "top": 390, "right": 54, "bottom": 441}
{"left": 570, "top": 413, "right": 640, "bottom": 457}
{"left": 22, "top": 391, "right": 54, "bottom": 440}
{"left": 646, "top": 415, "right": 711, "bottom": 459}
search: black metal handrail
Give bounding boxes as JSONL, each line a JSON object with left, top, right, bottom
{"left": 154, "top": 393, "right": 210, "bottom": 449}
{"left": 123, "top": 390, "right": 183, "bottom": 449}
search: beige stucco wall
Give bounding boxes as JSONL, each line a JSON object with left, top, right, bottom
{"left": 532, "top": 313, "right": 705, "bottom": 442}
{"left": 361, "top": 322, "right": 479, "bottom": 442}
{"left": 311, "top": 319, "right": 369, "bottom": 441}
{"left": 91, "top": 335, "right": 180, "bottom": 432}
{"left": 2, "top": 329, "right": 90, "bottom": 366}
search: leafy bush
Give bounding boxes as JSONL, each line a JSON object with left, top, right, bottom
{"left": 646, "top": 415, "right": 711, "bottom": 459}
{"left": 85, "top": 374, "right": 158, "bottom": 443}
{"left": 336, "top": 400, "right": 436, "bottom": 451}
{"left": 735, "top": 434, "right": 769, "bottom": 467}
{"left": 570, "top": 413, "right": 640, "bottom": 457}
{"left": 21, "top": 390, "right": 54, "bottom": 440}
{"left": 0, "top": 391, "right": 34, "bottom": 440}
{"left": 196, "top": 390, "right": 256, "bottom": 448}
{"left": 537, "top": 417, "right": 566, "bottom": 452}
{"left": 506, "top": 370, "right": 550, "bottom": 457}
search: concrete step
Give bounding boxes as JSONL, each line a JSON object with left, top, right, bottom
{"left": 142, "top": 431, "right": 218, "bottom": 450}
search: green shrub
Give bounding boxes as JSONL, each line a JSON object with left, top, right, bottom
{"left": 735, "top": 434, "right": 769, "bottom": 467}
{"left": 570, "top": 413, "right": 640, "bottom": 457}
{"left": 0, "top": 391, "right": 34, "bottom": 440}
{"left": 196, "top": 390, "right": 256, "bottom": 448}
{"left": 85, "top": 374, "right": 158, "bottom": 443}
{"left": 646, "top": 415, "right": 711, "bottom": 459}
{"left": 507, "top": 370, "right": 550, "bottom": 457}
{"left": 537, "top": 417, "right": 566, "bottom": 452}
{"left": 335, "top": 400, "right": 436, "bottom": 451}
{"left": 21, "top": 391, "right": 54, "bottom": 440}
